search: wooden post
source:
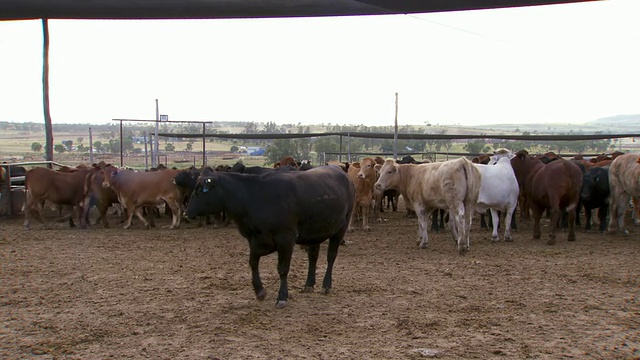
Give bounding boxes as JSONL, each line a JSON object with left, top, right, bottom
{"left": 143, "top": 131, "right": 149, "bottom": 170}
{"left": 119, "top": 119, "right": 124, "bottom": 167}
{"left": 393, "top": 92, "right": 398, "bottom": 161}
{"left": 202, "top": 123, "right": 206, "bottom": 167}
{"left": 42, "top": 19, "right": 54, "bottom": 168}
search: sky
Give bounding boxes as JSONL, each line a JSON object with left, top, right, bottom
{"left": 1, "top": 0, "right": 640, "bottom": 127}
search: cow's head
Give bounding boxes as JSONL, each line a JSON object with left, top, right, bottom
{"left": 357, "top": 157, "right": 376, "bottom": 179}
{"left": 102, "top": 167, "right": 118, "bottom": 188}
{"left": 374, "top": 159, "right": 399, "bottom": 192}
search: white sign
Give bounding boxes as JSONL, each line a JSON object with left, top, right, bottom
{"left": 160, "top": 114, "right": 169, "bottom": 121}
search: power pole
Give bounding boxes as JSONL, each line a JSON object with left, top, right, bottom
{"left": 393, "top": 92, "right": 398, "bottom": 161}
{"left": 153, "top": 99, "right": 159, "bottom": 168}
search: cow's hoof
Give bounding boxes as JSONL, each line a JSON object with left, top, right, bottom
{"left": 275, "top": 300, "right": 288, "bottom": 309}
{"left": 567, "top": 234, "right": 576, "bottom": 242}
{"left": 546, "top": 238, "right": 556, "bottom": 245}
{"left": 504, "top": 237, "right": 513, "bottom": 242}
{"left": 256, "top": 289, "right": 266, "bottom": 301}
{"left": 302, "top": 286, "right": 314, "bottom": 293}
{"left": 458, "top": 246, "right": 468, "bottom": 255}
{"left": 418, "top": 243, "right": 428, "bottom": 249}
{"left": 23, "top": 226, "right": 30, "bottom": 230}
{"left": 490, "top": 236, "right": 499, "bottom": 242}
{"left": 321, "top": 288, "right": 331, "bottom": 295}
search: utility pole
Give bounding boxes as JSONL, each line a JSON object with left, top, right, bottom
{"left": 393, "top": 92, "right": 398, "bottom": 161}
{"left": 89, "top": 126, "right": 94, "bottom": 164}
{"left": 153, "top": 99, "right": 159, "bottom": 168}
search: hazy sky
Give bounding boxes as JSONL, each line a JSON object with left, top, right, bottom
{"left": 1, "top": 0, "right": 639, "bottom": 127}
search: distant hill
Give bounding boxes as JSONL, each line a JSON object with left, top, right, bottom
{"left": 586, "top": 114, "right": 640, "bottom": 128}
{"left": 474, "top": 114, "right": 640, "bottom": 134}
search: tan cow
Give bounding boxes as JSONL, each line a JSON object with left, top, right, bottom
{"left": 608, "top": 153, "right": 640, "bottom": 234}
{"left": 102, "top": 166, "right": 184, "bottom": 229}
{"left": 347, "top": 157, "right": 377, "bottom": 231}
{"left": 374, "top": 157, "right": 481, "bottom": 253}
{"left": 22, "top": 166, "right": 91, "bottom": 229}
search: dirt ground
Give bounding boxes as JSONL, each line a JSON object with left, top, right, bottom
{"left": 1, "top": 200, "right": 639, "bottom": 360}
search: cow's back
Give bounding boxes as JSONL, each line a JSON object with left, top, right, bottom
{"left": 609, "top": 153, "right": 640, "bottom": 196}
{"left": 26, "top": 167, "right": 89, "bottom": 205}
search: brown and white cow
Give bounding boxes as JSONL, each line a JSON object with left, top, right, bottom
{"left": 608, "top": 153, "right": 640, "bottom": 234}
{"left": 374, "top": 157, "right": 481, "bottom": 254}
{"left": 22, "top": 166, "right": 91, "bottom": 229}
{"left": 347, "top": 157, "right": 377, "bottom": 231}
{"left": 102, "top": 166, "right": 185, "bottom": 229}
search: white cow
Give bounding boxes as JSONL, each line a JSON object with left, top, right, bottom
{"left": 474, "top": 156, "right": 520, "bottom": 242}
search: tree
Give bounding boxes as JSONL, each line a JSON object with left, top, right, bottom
{"left": 185, "top": 142, "right": 193, "bottom": 152}
{"left": 62, "top": 140, "right": 73, "bottom": 151}
{"left": 54, "top": 144, "right": 66, "bottom": 154}
{"left": 313, "top": 137, "right": 340, "bottom": 163}
{"left": 230, "top": 145, "right": 239, "bottom": 153}
{"left": 76, "top": 136, "right": 83, "bottom": 144}
{"left": 31, "top": 142, "right": 42, "bottom": 152}
{"left": 265, "top": 139, "right": 300, "bottom": 164}
{"left": 463, "top": 140, "right": 486, "bottom": 155}
{"left": 93, "top": 141, "right": 103, "bottom": 153}
{"left": 165, "top": 143, "right": 175, "bottom": 152}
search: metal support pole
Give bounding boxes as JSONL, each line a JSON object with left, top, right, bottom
{"left": 89, "top": 126, "right": 94, "bottom": 164}
{"left": 153, "top": 99, "right": 159, "bottom": 168}
{"left": 202, "top": 123, "right": 206, "bottom": 167}
{"left": 143, "top": 131, "right": 149, "bottom": 170}
{"left": 119, "top": 119, "right": 124, "bottom": 167}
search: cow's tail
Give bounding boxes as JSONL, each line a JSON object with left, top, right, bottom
{"left": 22, "top": 172, "right": 31, "bottom": 213}
{"left": 460, "top": 157, "right": 481, "bottom": 208}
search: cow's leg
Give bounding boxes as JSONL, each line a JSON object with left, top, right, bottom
{"left": 584, "top": 206, "right": 593, "bottom": 231}
{"left": 275, "top": 240, "right": 294, "bottom": 308}
{"left": 633, "top": 197, "right": 640, "bottom": 226}
{"left": 249, "top": 247, "right": 266, "bottom": 302}
{"left": 489, "top": 208, "right": 500, "bottom": 242}
{"left": 361, "top": 200, "right": 370, "bottom": 231}
{"left": 567, "top": 203, "right": 577, "bottom": 242}
{"left": 547, "top": 205, "right": 560, "bottom": 245}
{"left": 347, "top": 201, "right": 358, "bottom": 232}
{"left": 322, "top": 233, "right": 342, "bottom": 294}
{"left": 165, "top": 200, "right": 181, "bottom": 229}
{"left": 480, "top": 211, "right": 488, "bottom": 229}
{"left": 22, "top": 195, "right": 34, "bottom": 229}
{"left": 503, "top": 205, "right": 516, "bottom": 242}
{"left": 530, "top": 203, "right": 543, "bottom": 240}
{"left": 416, "top": 206, "right": 430, "bottom": 248}
{"left": 453, "top": 203, "right": 468, "bottom": 254}
{"left": 609, "top": 192, "right": 630, "bottom": 234}
{"left": 122, "top": 203, "right": 137, "bottom": 229}
{"left": 303, "top": 243, "right": 320, "bottom": 293}
{"left": 597, "top": 206, "right": 608, "bottom": 233}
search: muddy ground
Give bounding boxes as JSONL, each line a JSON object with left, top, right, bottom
{"left": 1, "top": 200, "right": 639, "bottom": 360}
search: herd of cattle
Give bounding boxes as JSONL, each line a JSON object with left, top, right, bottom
{"left": 2, "top": 149, "right": 639, "bottom": 307}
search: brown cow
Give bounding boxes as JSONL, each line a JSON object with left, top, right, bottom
{"left": 22, "top": 166, "right": 91, "bottom": 229}
{"left": 374, "top": 157, "right": 481, "bottom": 253}
{"left": 102, "top": 167, "right": 185, "bottom": 229}
{"left": 80, "top": 164, "right": 121, "bottom": 228}
{"left": 608, "top": 153, "right": 640, "bottom": 234}
{"left": 510, "top": 153, "right": 583, "bottom": 244}
{"left": 347, "top": 157, "right": 377, "bottom": 231}
{"left": 273, "top": 156, "right": 299, "bottom": 169}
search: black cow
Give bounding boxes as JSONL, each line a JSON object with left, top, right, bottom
{"left": 174, "top": 166, "right": 226, "bottom": 227}
{"left": 230, "top": 162, "right": 298, "bottom": 174}
{"left": 186, "top": 165, "right": 355, "bottom": 308}
{"left": 580, "top": 166, "right": 610, "bottom": 232}
{"left": 396, "top": 155, "right": 427, "bottom": 164}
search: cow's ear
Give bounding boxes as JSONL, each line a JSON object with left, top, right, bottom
{"left": 374, "top": 164, "right": 382, "bottom": 173}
